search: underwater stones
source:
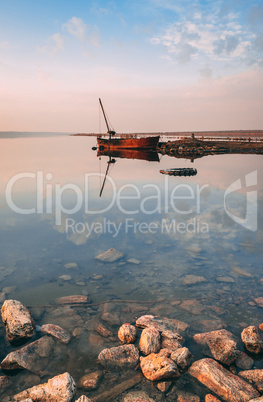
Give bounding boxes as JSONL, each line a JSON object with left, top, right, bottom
{"left": 0, "top": 376, "right": 9, "bottom": 393}
{"left": 1, "top": 336, "right": 55, "bottom": 374}
{"left": 183, "top": 275, "right": 207, "bottom": 285}
{"left": 13, "top": 372, "right": 76, "bottom": 401}
{"left": 98, "top": 344, "right": 139, "bottom": 368}
{"left": 127, "top": 258, "right": 140, "bottom": 264}
{"left": 1, "top": 299, "right": 35, "bottom": 343}
{"left": 188, "top": 358, "right": 259, "bottom": 402}
{"left": 140, "top": 351, "right": 180, "bottom": 381}
{"left": 254, "top": 297, "right": 263, "bottom": 308}
{"left": 232, "top": 267, "right": 252, "bottom": 277}
{"left": 139, "top": 327, "right": 160, "bottom": 355}
{"left": 77, "top": 371, "right": 103, "bottom": 390}
{"left": 156, "top": 381, "right": 172, "bottom": 393}
{"left": 64, "top": 262, "right": 78, "bottom": 269}
{"left": 216, "top": 276, "right": 235, "bottom": 283}
{"left": 124, "top": 391, "right": 155, "bottom": 402}
{"left": 193, "top": 329, "right": 238, "bottom": 365}
{"left": 41, "top": 324, "right": 71, "bottom": 344}
{"left": 75, "top": 397, "right": 92, "bottom": 402}
{"left": 241, "top": 326, "right": 263, "bottom": 354}
{"left": 170, "top": 347, "right": 192, "bottom": 370}
{"left": 118, "top": 323, "right": 137, "bottom": 344}
{"left": 179, "top": 299, "right": 204, "bottom": 315}
{"left": 176, "top": 390, "right": 200, "bottom": 401}
{"left": 56, "top": 295, "right": 88, "bottom": 304}
{"left": 96, "top": 323, "right": 113, "bottom": 338}
{"left": 59, "top": 275, "right": 71, "bottom": 281}
{"left": 95, "top": 248, "right": 124, "bottom": 262}
{"left": 136, "top": 315, "right": 189, "bottom": 336}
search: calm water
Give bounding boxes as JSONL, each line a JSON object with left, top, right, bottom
{"left": 0, "top": 134, "right": 263, "bottom": 398}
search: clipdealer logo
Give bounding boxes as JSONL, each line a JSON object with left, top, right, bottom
{"left": 224, "top": 170, "right": 257, "bottom": 232}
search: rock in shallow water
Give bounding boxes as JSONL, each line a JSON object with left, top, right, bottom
{"left": 188, "top": 358, "right": 259, "bottom": 401}
{"left": 77, "top": 371, "right": 103, "bottom": 390}
{"left": 140, "top": 351, "right": 180, "bottom": 381}
{"left": 118, "top": 323, "right": 137, "bottom": 344}
{"left": 139, "top": 327, "right": 160, "bottom": 355}
{"left": 95, "top": 248, "right": 124, "bottom": 262}
{"left": 1, "top": 336, "right": 54, "bottom": 374}
{"left": 1, "top": 299, "right": 35, "bottom": 343}
{"left": 193, "top": 329, "right": 238, "bottom": 365}
{"left": 41, "top": 324, "right": 71, "bottom": 344}
{"left": 170, "top": 347, "right": 192, "bottom": 370}
{"left": 13, "top": 372, "right": 76, "bottom": 401}
{"left": 124, "top": 391, "right": 155, "bottom": 401}
{"left": 241, "top": 326, "right": 263, "bottom": 354}
{"left": 136, "top": 315, "right": 188, "bottom": 336}
{"left": 98, "top": 344, "right": 139, "bottom": 368}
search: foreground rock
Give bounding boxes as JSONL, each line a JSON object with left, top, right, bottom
{"left": 98, "top": 344, "right": 139, "bottom": 367}
{"left": 1, "top": 299, "right": 35, "bottom": 343}
{"left": 1, "top": 336, "right": 54, "bottom": 374}
{"left": 139, "top": 327, "right": 160, "bottom": 355}
{"left": 193, "top": 329, "right": 238, "bottom": 365}
{"left": 140, "top": 351, "right": 180, "bottom": 381}
{"left": 241, "top": 326, "right": 263, "bottom": 354}
{"left": 95, "top": 248, "right": 124, "bottom": 262}
{"left": 13, "top": 372, "right": 76, "bottom": 401}
{"left": 77, "top": 371, "right": 103, "bottom": 390}
{"left": 239, "top": 369, "right": 263, "bottom": 393}
{"left": 188, "top": 358, "right": 259, "bottom": 401}
{"left": 118, "top": 323, "right": 137, "bottom": 344}
{"left": 136, "top": 315, "right": 189, "bottom": 336}
{"left": 41, "top": 324, "right": 71, "bottom": 344}
{"left": 205, "top": 395, "right": 221, "bottom": 402}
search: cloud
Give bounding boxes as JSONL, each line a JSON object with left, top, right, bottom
{"left": 37, "top": 33, "right": 64, "bottom": 55}
{"left": 149, "top": 2, "right": 263, "bottom": 72}
{"left": 63, "top": 17, "right": 86, "bottom": 40}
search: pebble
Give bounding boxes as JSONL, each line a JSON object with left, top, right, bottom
{"left": 183, "top": 275, "right": 207, "bottom": 285}
{"left": 216, "top": 276, "right": 235, "bottom": 283}
{"left": 127, "top": 258, "right": 141, "bottom": 264}
{"left": 95, "top": 248, "right": 124, "bottom": 262}
{"left": 64, "top": 262, "right": 78, "bottom": 269}
{"left": 59, "top": 275, "right": 71, "bottom": 281}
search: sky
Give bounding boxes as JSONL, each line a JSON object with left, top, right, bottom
{"left": 0, "top": 0, "right": 263, "bottom": 133}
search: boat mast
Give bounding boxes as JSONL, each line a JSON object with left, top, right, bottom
{"left": 99, "top": 98, "right": 115, "bottom": 139}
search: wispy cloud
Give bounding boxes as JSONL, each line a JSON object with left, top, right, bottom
{"left": 63, "top": 17, "right": 87, "bottom": 41}
{"left": 37, "top": 33, "right": 64, "bottom": 55}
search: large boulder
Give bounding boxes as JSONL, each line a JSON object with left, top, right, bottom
{"left": 140, "top": 351, "right": 180, "bottom": 381}
{"left": 241, "top": 326, "right": 263, "bottom": 354}
{"left": 98, "top": 344, "right": 139, "bottom": 368}
{"left": 1, "top": 300, "right": 35, "bottom": 343}
{"left": 188, "top": 358, "right": 259, "bottom": 401}
{"left": 13, "top": 372, "right": 76, "bottom": 401}
{"left": 193, "top": 329, "right": 238, "bottom": 365}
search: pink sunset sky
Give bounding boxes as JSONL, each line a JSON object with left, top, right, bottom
{"left": 0, "top": 0, "right": 263, "bottom": 133}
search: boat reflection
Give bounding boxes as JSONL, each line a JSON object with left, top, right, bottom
{"left": 97, "top": 148, "right": 160, "bottom": 162}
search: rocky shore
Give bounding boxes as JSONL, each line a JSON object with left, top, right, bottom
{"left": 1, "top": 299, "right": 263, "bottom": 401}
{"left": 157, "top": 137, "right": 263, "bottom": 160}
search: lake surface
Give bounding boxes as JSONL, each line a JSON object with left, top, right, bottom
{"left": 0, "top": 134, "right": 263, "bottom": 398}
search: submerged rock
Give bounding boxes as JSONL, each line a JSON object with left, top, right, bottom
{"left": 139, "top": 327, "right": 160, "bottom": 355}
{"left": 136, "top": 315, "right": 188, "bottom": 336}
{"left": 140, "top": 351, "right": 180, "bottom": 381}
{"left": 188, "top": 358, "right": 259, "bottom": 401}
{"left": 193, "top": 329, "right": 238, "bottom": 365}
{"left": 41, "top": 324, "right": 71, "bottom": 344}
{"left": 0, "top": 375, "right": 9, "bottom": 393}
{"left": 183, "top": 275, "right": 206, "bottom": 285}
{"left": 98, "top": 344, "right": 139, "bottom": 368}
{"left": 13, "top": 372, "right": 76, "bottom": 401}
{"left": 1, "top": 336, "right": 54, "bottom": 374}
{"left": 95, "top": 248, "right": 124, "bottom": 262}
{"left": 235, "top": 351, "right": 253, "bottom": 370}
{"left": 56, "top": 295, "right": 88, "bottom": 304}
{"left": 1, "top": 299, "right": 35, "bottom": 343}
{"left": 77, "top": 371, "right": 103, "bottom": 390}
{"left": 241, "top": 326, "right": 263, "bottom": 354}
{"left": 118, "top": 323, "right": 137, "bottom": 344}
{"left": 156, "top": 381, "right": 172, "bottom": 393}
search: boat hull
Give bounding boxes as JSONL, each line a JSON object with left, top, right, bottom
{"left": 97, "top": 136, "right": 160, "bottom": 150}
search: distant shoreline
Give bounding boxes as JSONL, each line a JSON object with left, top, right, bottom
{"left": 73, "top": 130, "right": 263, "bottom": 137}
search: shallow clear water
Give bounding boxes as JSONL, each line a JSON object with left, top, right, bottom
{"left": 0, "top": 134, "right": 263, "bottom": 398}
